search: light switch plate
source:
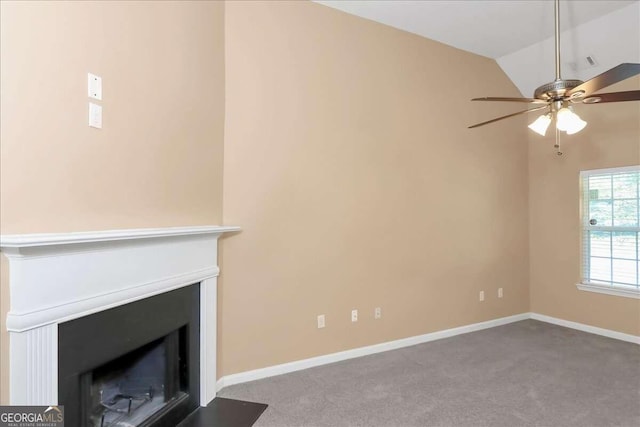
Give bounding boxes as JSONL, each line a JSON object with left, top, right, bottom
{"left": 89, "top": 103, "right": 102, "bottom": 128}
{"left": 88, "top": 73, "right": 102, "bottom": 100}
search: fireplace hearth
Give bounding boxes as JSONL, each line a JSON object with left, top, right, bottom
{"left": 59, "top": 285, "right": 200, "bottom": 427}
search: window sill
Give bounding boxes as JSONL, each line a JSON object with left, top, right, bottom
{"left": 576, "top": 283, "right": 640, "bottom": 299}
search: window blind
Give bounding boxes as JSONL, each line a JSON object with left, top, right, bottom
{"left": 581, "top": 166, "right": 640, "bottom": 289}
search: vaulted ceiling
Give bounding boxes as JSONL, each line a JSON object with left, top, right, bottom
{"left": 316, "top": 1, "right": 640, "bottom": 97}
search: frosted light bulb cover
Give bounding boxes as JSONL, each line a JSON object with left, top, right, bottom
{"left": 566, "top": 117, "right": 587, "bottom": 135}
{"left": 528, "top": 114, "right": 552, "bottom": 136}
{"left": 556, "top": 107, "right": 573, "bottom": 131}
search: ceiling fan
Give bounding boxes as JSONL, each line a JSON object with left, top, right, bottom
{"left": 469, "top": 0, "right": 640, "bottom": 155}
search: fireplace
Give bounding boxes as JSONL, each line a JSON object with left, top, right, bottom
{"left": 59, "top": 286, "right": 199, "bottom": 426}
{"left": 0, "top": 226, "right": 239, "bottom": 409}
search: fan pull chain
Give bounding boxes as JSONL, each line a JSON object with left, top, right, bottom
{"left": 555, "top": 127, "right": 563, "bottom": 156}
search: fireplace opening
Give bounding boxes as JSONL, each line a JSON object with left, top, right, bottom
{"left": 59, "top": 285, "right": 200, "bottom": 427}
{"left": 82, "top": 328, "right": 187, "bottom": 427}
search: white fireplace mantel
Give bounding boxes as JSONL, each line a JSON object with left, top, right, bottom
{"left": 0, "top": 225, "right": 239, "bottom": 406}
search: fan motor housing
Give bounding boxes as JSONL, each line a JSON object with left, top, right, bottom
{"left": 533, "top": 79, "right": 584, "bottom": 101}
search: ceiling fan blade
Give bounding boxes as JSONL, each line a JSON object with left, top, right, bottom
{"left": 468, "top": 105, "right": 548, "bottom": 129}
{"left": 568, "top": 63, "right": 640, "bottom": 97}
{"left": 472, "top": 97, "right": 548, "bottom": 104}
{"left": 580, "top": 90, "right": 640, "bottom": 104}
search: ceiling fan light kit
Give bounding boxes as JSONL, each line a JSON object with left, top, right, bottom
{"left": 469, "top": 0, "right": 640, "bottom": 154}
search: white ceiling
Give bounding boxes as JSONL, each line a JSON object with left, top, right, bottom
{"left": 315, "top": 0, "right": 640, "bottom": 96}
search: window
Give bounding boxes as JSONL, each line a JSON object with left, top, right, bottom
{"left": 579, "top": 166, "right": 640, "bottom": 299}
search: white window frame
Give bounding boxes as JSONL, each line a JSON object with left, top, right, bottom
{"left": 577, "top": 165, "right": 640, "bottom": 299}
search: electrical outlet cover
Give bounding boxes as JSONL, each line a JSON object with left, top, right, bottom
{"left": 88, "top": 73, "right": 102, "bottom": 100}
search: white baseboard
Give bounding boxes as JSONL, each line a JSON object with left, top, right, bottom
{"left": 216, "top": 312, "right": 640, "bottom": 392}
{"left": 215, "top": 312, "right": 529, "bottom": 391}
{"left": 529, "top": 313, "right": 640, "bottom": 345}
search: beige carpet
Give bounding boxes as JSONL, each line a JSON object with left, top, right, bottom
{"left": 219, "top": 320, "right": 640, "bottom": 427}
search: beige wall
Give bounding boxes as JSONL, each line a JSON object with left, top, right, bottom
{"left": 219, "top": 0, "right": 530, "bottom": 377}
{"left": 0, "top": 0, "right": 225, "bottom": 234}
{"left": 0, "top": 0, "right": 226, "bottom": 403}
{"left": 529, "top": 78, "right": 640, "bottom": 336}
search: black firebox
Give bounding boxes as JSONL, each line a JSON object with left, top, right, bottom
{"left": 58, "top": 285, "right": 200, "bottom": 427}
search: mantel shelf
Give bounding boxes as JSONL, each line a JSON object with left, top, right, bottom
{"left": 0, "top": 225, "right": 240, "bottom": 249}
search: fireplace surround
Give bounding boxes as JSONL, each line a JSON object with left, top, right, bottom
{"left": 0, "top": 226, "right": 239, "bottom": 409}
